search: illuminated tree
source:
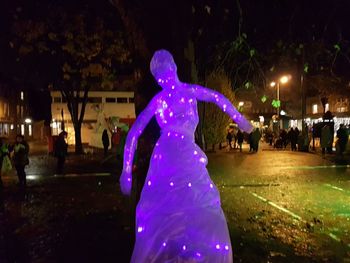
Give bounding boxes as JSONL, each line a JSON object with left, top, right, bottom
{"left": 203, "top": 74, "right": 235, "bottom": 151}
{"left": 11, "top": 7, "right": 130, "bottom": 153}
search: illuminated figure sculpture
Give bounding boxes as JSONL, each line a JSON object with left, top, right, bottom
{"left": 120, "top": 50, "right": 253, "bottom": 262}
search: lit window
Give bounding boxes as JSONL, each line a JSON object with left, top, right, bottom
{"left": 312, "top": 104, "right": 318, "bottom": 114}
{"left": 28, "top": 124, "right": 32, "bottom": 136}
{"left": 21, "top": 124, "right": 25, "bottom": 136}
{"left": 325, "top": 103, "right": 329, "bottom": 112}
{"left": 3, "top": 124, "right": 9, "bottom": 135}
{"left": 337, "top": 107, "right": 348, "bottom": 113}
{"left": 20, "top": 91, "right": 24, "bottom": 100}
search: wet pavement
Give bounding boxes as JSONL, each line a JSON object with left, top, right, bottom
{"left": 208, "top": 148, "right": 350, "bottom": 262}
{"left": 1, "top": 145, "right": 350, "bottom": 262}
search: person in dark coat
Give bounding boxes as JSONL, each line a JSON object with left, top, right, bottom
{"left": 102, "top": 129, "right": 110, "bottom": 157}
{"left": 0, "top": 138, "right": 5, "bottom": 190}
{"left": 0, "top": 138, "right": 4, "bottom": 212}
{"left": 0, "top": 138, "right": 10, "bottom": 184}
{"left": 13, "top": 135, "right": 29, "bottom": 187}
{"left": 226, "top": 130, "right": 233, "bottom": 149}
{"left": 280, "top": 129, "right": 288, "bottom": 149}
{"left": 288, "top": 128, "right": 298, "bottom": 151}
{"left": 251, "top": 128, "right": 261, "bottom": 152}
{"left": 237, "top": 129, "right": 244, "bottom": 152}
{"left": 336, "top": 124, "right": 348, "bottom": 155}
{"left": 248, "top": 132, "right": 253, "bottom": 152}
{"left": 320, "top": 125, "right": 332, "bottom": 155}
{"left": 54, "top": 131, "right": 68, "bottom": 174}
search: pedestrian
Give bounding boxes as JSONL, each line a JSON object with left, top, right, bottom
{"left": 13, "top": 135, "right": 29, "bottom": 188}
{"left": 248, "top": 131, "right": 253, "bottom": 152}
{"left": 54, "top": 131, "right": 68, "bottom": 174}
{"left": 251, "top": 128, "right": 261, "bottom": 152}
{"left": 280, "top": 129, "right": 288, "bottom": 149}
{"left": 102, "top": 129, "right": 110, "bottom": 157}
{"left": 226, "top": 130, "right": 233, "bottom": 149}
{"left": 0, "top": 138, "right": 11, "bottom": 213}
{"left": 237, "top": 129, "right": 244, "bottom": 152}
{"left": 336, "top": 124, "right": 348, "bottom": 155}
{"left": 289, "top": 128, "right": 298, "bottom": 151}
{"left": 267, "top": 130, "right": 273, "bottom": 146}
{"left": 0, "top": 138, "right": 6, "bottom": 189}
{"left": 232, "top": 128, "right": 238, "bottom": 149}
{"left": 0, "top": 138, "right": 11, "bottom": 176}
{"left": 117, "top": 127, "right": 128, "bottom": 160}
{"left": 320, "top": 125, "right": 332, "bottom": 155}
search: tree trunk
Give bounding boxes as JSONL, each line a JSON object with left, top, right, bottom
{"left": 74, "top": 123, "right": 83, "bottom": 154}
{"left": 321, "top": 97, "right": 328, "bottom": 114}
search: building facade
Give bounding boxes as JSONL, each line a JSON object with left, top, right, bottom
{"left": 50, "top": 90, "right": 136, "bottom": 146}
{"left": 0, "top": 80, "right": 32, "bottom": 140}
{"left": 306, "top": 95, "right": 350, "bottom": 131}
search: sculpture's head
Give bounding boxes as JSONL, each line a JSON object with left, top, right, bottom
{"left": 150, "top": 49, "right": 179, "bottom": 88}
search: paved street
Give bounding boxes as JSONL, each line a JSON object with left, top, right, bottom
{"left": 1, "top": 146, "right": 350, "bottom": 262}
{"left": 208, "top": 148, "right": 350, "bottom": 262}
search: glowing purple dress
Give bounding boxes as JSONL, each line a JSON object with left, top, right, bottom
{"left": 120, "top": 50, "right": 253, "bottom": 262}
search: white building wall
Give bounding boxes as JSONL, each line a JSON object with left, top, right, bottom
{"left": 50, "top": 91, "right": 136, "bottom": 146}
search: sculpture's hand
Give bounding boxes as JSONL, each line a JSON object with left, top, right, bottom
{"left": 120, "top": 171, "right": 132, "bottom": 196}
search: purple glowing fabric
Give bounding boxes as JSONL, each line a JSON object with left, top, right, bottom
{"left": 120, "top": 50, "right": 253, "bottom": 262}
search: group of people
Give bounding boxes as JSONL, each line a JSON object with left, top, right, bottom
{"left": 226, "top": 127, "right": 262, "bottom": 152}
{"left": 227, "top": 123, "right": 350, "bottom": 156}
{"left": 0, "top": 135, "right": 30, "bottom": 189}
{"left": 102, "top": 128, "right": 127, "bottom": 159}
{"left": 0, "top": 131, "right": 69, "bottom": 190}
{"left": 321, "top": 124, "right": 349, "bottom": 155}
{"left": 274, "top": 127, "right": 300, "bottom": 151}
{"left": 226, "top": 128, "right": 244, "bottom": 152}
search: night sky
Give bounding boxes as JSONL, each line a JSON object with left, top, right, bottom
{"left": 1, "top": 0, "right": 350, "bottom": 121}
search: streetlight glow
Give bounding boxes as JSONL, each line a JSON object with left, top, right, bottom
{"left": 238, "top": 101, "right": 244, "bottom": 107}
{"left": 270, "top": 81, "right": 276, "bottom": 87}
{"left": 280, "top": 75, "right": 290, "bottom": 84}
{"left": 24, "top": 118, "right": 32, "bottom": 124}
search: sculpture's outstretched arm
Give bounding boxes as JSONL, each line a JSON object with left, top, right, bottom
{"left": 193, "top": 85, "right": 253, "bottom": 133}
{"left": 120, "top": 95, "right": 158, "bottom": 195}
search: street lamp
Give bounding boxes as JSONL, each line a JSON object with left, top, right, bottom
{"left": 270, "top": 75, "right": 291, "bottom": 116}
{"left": 270, "top": 75, "right": 291, "bottom": 128}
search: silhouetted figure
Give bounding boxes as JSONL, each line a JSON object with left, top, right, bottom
{"left": 289, "top": 128, "right": 298, "bottom": 151}
{"left": 226, "top": 130, "right": 233, "bottom": 149}
{"left": 251, "top": 128, "right": 261, "bottom": 152}
{"left": 0, "top": 138, "right": 5, "bottom": 192}
{"left": 280, "top": 129, "right": 288, "bottom": 149}
{"left": 232, "top": 128, "right": 238, "bottom": 149}
{"left": 237, "top": 129, "right": 244, "bottom": 152}
{"left": 321, "top": 125, "right": 332, "bottom": 155}
{"left": 0, "top": 138, "right": 11, "bottom": 186}
{"left": 102, "top": 129, "right": 110, "bottom": 157}
{"left": 336, "top": 124, "right": 348, "bottom": 155}
{"left": 249, "top": 132, "right": 253, "bottom": 152}
{"left": 117, "top": 129, "right": 127, "bottom": 160}
{"left": 13, "top": 135, "right": 29, "bottom": 187}
{"left": 54, "top": 131, "right": 68, "bottom": 174}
